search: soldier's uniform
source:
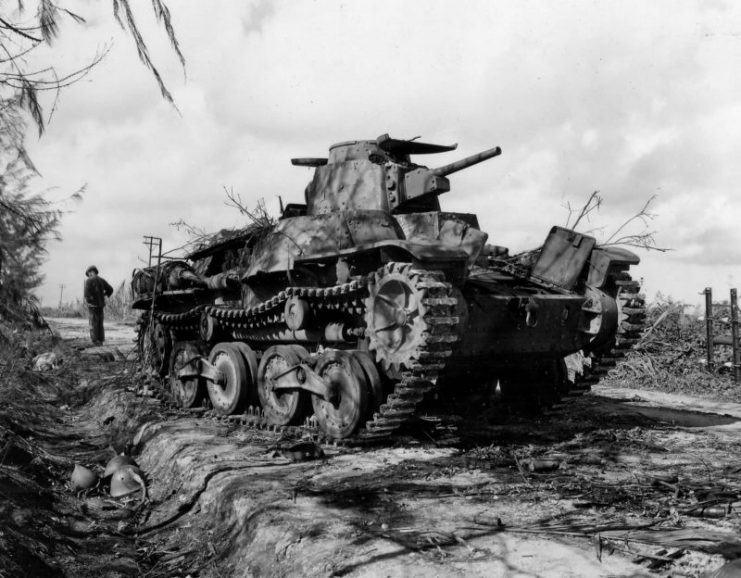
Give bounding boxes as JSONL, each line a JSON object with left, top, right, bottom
{"left": 84, "top": 265, "right": 113, "bottom": 345}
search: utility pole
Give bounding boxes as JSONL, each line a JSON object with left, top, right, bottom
{"left": 143, "top": 236, "right": 162, "bottom": 268}
{"left": 58, "top": 283, "right": 66, "bottom": 309}
{"left": 705, "top": 287, "right": 714, "bottom": 370}
{"left": 731, "top": 288, "right": 740, "bottom": 383}
{"left": 142, "top": 236, "right": 163, "bottom": 361}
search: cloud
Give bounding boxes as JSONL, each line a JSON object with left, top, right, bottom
{"left": 24, "top": 0, "right": 741, "bottom": 306}
{"left": 241, "top": 0, "right": 277, "bottom": 36}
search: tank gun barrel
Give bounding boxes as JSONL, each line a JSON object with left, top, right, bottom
{"left": 431, "top": 146, "right": 502, "bottom": 177}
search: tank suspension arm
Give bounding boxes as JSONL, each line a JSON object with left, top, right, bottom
{"left": 431, "top": 146, "right": 502, "bottom": 177}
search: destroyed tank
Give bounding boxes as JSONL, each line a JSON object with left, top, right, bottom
{"left": 133, "top": 134, "right": 645, "bottom": 441}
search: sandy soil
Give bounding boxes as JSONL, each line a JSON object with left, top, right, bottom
{"left": 22, "top": 319, "right": 741, "bottom": 577}
{"left": 46, "top": 316, "right": 136, "bottom": 355}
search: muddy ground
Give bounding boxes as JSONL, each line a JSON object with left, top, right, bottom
{"left": 3, "top": 318, "right": 741, "bottom": 577}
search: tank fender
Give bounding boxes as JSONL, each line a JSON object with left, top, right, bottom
{"left": 299, "top": 239, "right": 468, "bottom": 283}
{"left": 587, "top": 247, "right": 640, "bottom": 289}
{"left": 243, "top": 211, "right": 469, "bottom": 283}
{"left": 293, "top": 239, "right": 468, "bottom": 272}
{"left": 243, "top": 211, "right": 401, "bottom": 280}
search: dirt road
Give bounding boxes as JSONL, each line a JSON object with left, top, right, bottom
{"left": 46, "top": 316, "right": 136, "bottom": 354}
{"left": 34, "top": 320, "right": 741, "bottom": 577}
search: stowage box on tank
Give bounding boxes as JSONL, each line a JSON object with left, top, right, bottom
{"left": 134, "top": 134, "right": 645, "bottom": 441}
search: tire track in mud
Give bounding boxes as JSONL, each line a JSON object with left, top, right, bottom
{"left": 137, "top": 461, "right": 278, "bottom": 534}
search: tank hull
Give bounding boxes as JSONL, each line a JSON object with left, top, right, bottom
{"left": 132, "top": 135, "right": 646, "bottom": 442}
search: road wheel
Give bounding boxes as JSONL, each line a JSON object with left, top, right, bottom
{"left": 311, "top": 350, "right": 369, "bottom": 439}
{"left": 135, "top": 314, "right": 152, "bottom": 365}
{"left": 257, "top": 345, "right": 307, "bottom": 426}
{"left": 169, "top": 342, "right": 205, "bottom": 408}
{"left": 232, "top": 342, "right": 260, "bottom": 407}
{"left": 207, "top": 343, "right": 249, "bottom": 415}
{"left": 352, "top": 350, "right": 384, "bottom": 413}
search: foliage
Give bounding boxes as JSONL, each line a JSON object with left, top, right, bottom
{"left": 607, "top": 296, "right": 741, "bottom": 401}
{"left": 0, "top": 140, "right": 74, "bottom": 316}
{"left": 170, "top": 188, "right": 277, "bottom": 268}
{"left": 107, "top": 279, "right": 135, "bottom": 321}
{"left": 1, "top": 0, "right": 184, "bottom": 143}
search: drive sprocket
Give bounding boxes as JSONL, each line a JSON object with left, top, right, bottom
{"left": 365, "top": 263, "right": 433, "bottom": 372}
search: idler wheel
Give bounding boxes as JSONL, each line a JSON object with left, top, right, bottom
{"left": 169, "top": 342, "right": 205, "bottom": 408}
{"left": 207, "top": 343, "right": 249, "bottom": 415}
{"left": 257, "top": 345, "right": 308, "bottom": 426}
{"left": 311, "top": 350, "right": 369, "bottom": 439}
{"left": 150, "top": 320, "right": 172, "bottom": 377}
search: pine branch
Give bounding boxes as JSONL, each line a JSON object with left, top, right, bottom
{"left": 151, "top": 0, "right": 186, "bottom": 71}
{"left": 0, "top": 16, "right": 41, "bottom": 42}
{"left": 113, "top": 0, "right": 178, "bottom": 107}
{"left": 37, "top": 0, "right": 58, "bottom": 43}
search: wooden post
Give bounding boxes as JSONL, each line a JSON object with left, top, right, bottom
{"left": 731, "top": 288, "right": 740, "bottom": 383}
{"left": 705, "top": 287, "right": 714, "bottom": 371}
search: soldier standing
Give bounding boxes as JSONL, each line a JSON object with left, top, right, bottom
{"left": 84, "top": 265, "right": 113, "bottom": 345}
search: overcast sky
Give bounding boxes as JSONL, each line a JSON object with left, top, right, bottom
{"left": 24, "top": 0, "right": 741, "bottom": 307}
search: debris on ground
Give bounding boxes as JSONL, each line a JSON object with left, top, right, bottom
{"left": 608, "top": 297, "right": 741, "bottom": 402}
{"left": 32, "top": 351, "right": 62, "bottom": 371}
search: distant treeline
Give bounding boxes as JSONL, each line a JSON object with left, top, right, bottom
{"left": 41, "top": 280, "right": 135, "bottom": 322}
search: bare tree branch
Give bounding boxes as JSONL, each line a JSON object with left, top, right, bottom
{"left": 605, "top": 195, "right": 657, "bottom": 245}
{"left": 567, "top": 191, "right": 602, "bottom": 230}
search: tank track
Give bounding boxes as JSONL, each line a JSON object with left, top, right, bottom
{"left": 148, "top": 268, "right": 458, "bottom": 444}
{"left": 575, "top": 275, "right": 647, "bottom": 389}
{"left": 136, "top": 380, "right": 357, "bottom": 449}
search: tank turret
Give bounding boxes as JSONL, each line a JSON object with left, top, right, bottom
{"left": 293, "top": 134, "right": 502, "bottom": 215}
{"left": 402, "top": 145, "right": 502, "bottom": 209}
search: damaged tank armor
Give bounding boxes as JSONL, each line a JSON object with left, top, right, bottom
{"left": 131, "top": 134, "right": 646, "bottom": 441}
